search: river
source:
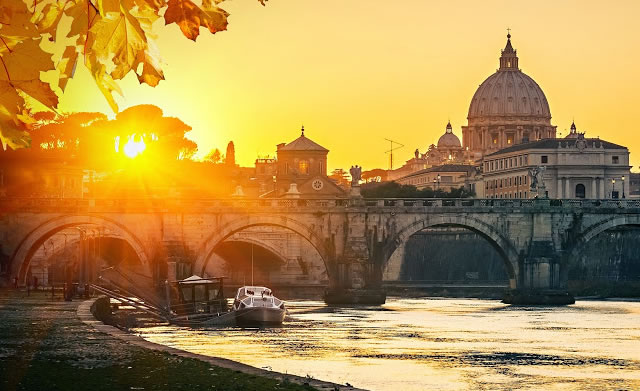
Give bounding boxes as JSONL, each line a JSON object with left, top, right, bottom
{"left": 134, "top": 298, "right": 640, "bottom": 390}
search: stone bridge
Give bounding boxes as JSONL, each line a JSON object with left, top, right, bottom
{"left": 2, "top": 197, "right": 640, "bottom": 304}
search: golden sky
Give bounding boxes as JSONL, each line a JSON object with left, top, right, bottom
{"left": 58, "top": 0, "right": 640, "bottom": 171}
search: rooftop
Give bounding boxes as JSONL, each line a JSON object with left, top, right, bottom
{"left": 485, "top": 138, "right": 627, "bottom": 157}
{"left": 278, "top": 126, "right": 328, "bottom": 152}
{"left": 400, "top": 164, "right": 476, "bottom": 179}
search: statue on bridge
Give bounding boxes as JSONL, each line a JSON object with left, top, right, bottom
{"left": 528, "top": 166, "right": 547, "bottom": 197}
{"left": 350, "top": 165, "right": 362, "bottom": 187}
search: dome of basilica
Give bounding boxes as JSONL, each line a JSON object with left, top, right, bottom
{"left": 467, "top": 34, "right": 551, "bottom": 121}
{"left": 437, "top": 121, "right": 461, "bottom": 148}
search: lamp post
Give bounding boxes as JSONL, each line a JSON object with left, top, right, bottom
{"left": 436, "top": 174, "right": 441, "bottom": 191}
{"left": 622, "top": 175, "right": 626, "bottom": 198}
{"left": 612, "top": 178, "right": 616, "bottom": 199}
{"left": 432, "top": 178, "right": 436, "bottom": 197}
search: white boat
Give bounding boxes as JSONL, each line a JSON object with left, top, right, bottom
{"left": 232, "top": 286, "right": 286, "bottom": 326}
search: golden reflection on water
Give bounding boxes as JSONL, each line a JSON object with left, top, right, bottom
{"left": 135, "top": 298, "right": 640, "bottom": 391}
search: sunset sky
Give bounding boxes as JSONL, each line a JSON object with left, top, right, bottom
{"left": 57, "top": 0, "right": 640, "bottom": 171}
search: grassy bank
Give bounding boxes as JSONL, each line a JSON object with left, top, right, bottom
{"left": 0, "top": 289, "right": 317, "bottom": 391}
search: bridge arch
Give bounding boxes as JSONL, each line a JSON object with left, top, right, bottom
{"left": 194, "top": 215, "right": 332, "bottom": 278}
{"left": 382, "top": 215, "right": 520, "bottom": 289}
{"left": 9, "top": 214, "right": 151, "bottom": 283}
{"left": 567, "top": 215, "right": 640, "bottom": 262}
{"left": 220, "top": 238, "right": 288, "bottom": 264}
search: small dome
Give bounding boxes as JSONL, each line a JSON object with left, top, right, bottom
{"left": 437, "top": 122, "right": 461, "bottom": 148}
{"left": 565, "top": 121, "right": 580, "bottom": 138}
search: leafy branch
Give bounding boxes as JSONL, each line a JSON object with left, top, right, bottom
{"left": 0, "top": 0, "right": 266, "bottom": 150}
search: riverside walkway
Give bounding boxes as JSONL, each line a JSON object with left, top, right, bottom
{"left": 0, "top": 290, "right": 328, "bottom": 391}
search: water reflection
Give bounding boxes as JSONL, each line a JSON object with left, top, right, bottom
{"left": 134, "top": 298, "right": 640, "bottom": 390}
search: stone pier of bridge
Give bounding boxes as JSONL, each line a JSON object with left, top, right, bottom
{"left": 2, "top": 197, "right": 640, "bottom": 305}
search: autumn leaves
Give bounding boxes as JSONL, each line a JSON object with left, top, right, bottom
{"left": 0, "top": 0, "right": 265, "bottom": 151}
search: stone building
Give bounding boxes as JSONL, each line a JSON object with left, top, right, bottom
{"left": 478, "top": 123, "right": 630, "bottom": 199}
{"left": 629, "top": 173, "right": 640, "bottom": 198}
{"left": 265, "top": 126, "right": 346, "bottom": 198}
{"left": 392, "top": 33, "right": 633, "bottom": 199}
{"left": 395, "top": 164, "right": 476, "bottom": 192}
{"left": 462, "top": 33, "right": 556, "bottom": 159}
{"left": 389, "top": 121, "right": 472, "bottom": 181}
{"left": 0, "top": 160, "right": 84, "bottom": 199}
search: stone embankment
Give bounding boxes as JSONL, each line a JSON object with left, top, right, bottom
{"left": 0, "top": 290, "right": 361, "bottom": 391}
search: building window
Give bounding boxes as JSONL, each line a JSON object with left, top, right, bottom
{"left": 524, "top": 155, "right": 528, "bottom": 165}
{"left": 298, "top": 160, "right": 309, "bottom": 174}
{"left": 612, "top": 156, "right": 619, "bottom": 164}
{"left": 541, "top": 155, "right": 548, "bottom": 164}
{"left": 500, "top": 160, "right": 503, "bottom": 169}
{"left": 519, "top": 156, "right": 522, "bottom": 166}
{"left": 575, "top": 184, "right": 586, "bottom": 199}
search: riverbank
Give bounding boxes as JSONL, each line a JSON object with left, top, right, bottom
{"left": 0, "top": 289, "right": 328, "bottom": 391}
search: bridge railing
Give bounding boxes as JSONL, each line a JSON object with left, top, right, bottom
{"left": 2, "top": 197, "right": 640, "bottom": 212}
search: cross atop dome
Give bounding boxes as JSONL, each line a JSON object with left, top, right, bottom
{"left": 499, "top": 30, "right": 519, "bottom": 71}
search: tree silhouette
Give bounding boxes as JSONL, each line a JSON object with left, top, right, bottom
{"left": 0, "top": 105, "right": 196, "bottom": 168}
{"left": 205, "top": 148, "right": 222, "bottom": 164}
{"left": 225, "top": 141, "right": 235, "bottom": 166}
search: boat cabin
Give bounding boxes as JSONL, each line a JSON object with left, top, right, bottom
{"left": 235, "top": 286, "right": 272, "bottom": 299}
{"left": 167, "top": 275, "right": 227, "bottom": 315}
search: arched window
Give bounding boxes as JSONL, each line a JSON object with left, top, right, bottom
{"left": 298, "top": 160, "right": 309, "bottom": 174}
{"left": 575, "top": 184, "right": 586, "bottom": 199}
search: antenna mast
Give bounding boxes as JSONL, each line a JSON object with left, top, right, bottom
{"left": 384, "top": 138, "right": 404, "bottom": 170}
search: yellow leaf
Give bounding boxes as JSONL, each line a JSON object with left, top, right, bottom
{"left": 66, "top": 0, "right": 100, "bottom": 40}
{"left": 14, "top": 80, "right": 59, "bottom": 110}
{"left": 0, "top": 0, "right": 40, "bottom": 40}
{"left": 0, "top": 39, "right": 54, "bottom": 82}
{"left": 97, "top": 0, "right": 120, "bottom": 16}
{"left": 0, "top": 119, "right": 30, "bottom": 150}
{"left": 200, "top": 1, "right": 228, "bottom": 35}
{"left": 134, "top": 0, "right": 167, "bottom": 12}
{"left": 164, "top": 0, "right": 228, "bottom": 41}
{"left": 33, "top": 0, "right": 66, "bottom": 37}
{"left": 135, "top": 40, "right": 163, "bottom": 86}
{"left": 90, "top": 9, "right": 147, "bottom": 80}
{"left": 57, "top": 46, "right": 79, "bottom": 91}
{"left": 0, "top": 81, "right": 23, "bottom": 118}
{"left": 86, "top": 53, "right": 122, "bottom": 112}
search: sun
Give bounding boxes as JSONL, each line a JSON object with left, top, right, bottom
{"left": 123, "top": 135, "right": 146, "bottom": 158}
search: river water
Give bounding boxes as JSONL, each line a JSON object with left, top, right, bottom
{"left": 134, "top": 298, "right": 640, "bottom": 390}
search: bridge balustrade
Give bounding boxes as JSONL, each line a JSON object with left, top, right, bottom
{"left": 2, "top": 197, "right": 640, "bottom": 212}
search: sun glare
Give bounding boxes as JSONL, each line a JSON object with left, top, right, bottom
{"left": 123, "top": 135, "right": 146, "bottom": 158}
